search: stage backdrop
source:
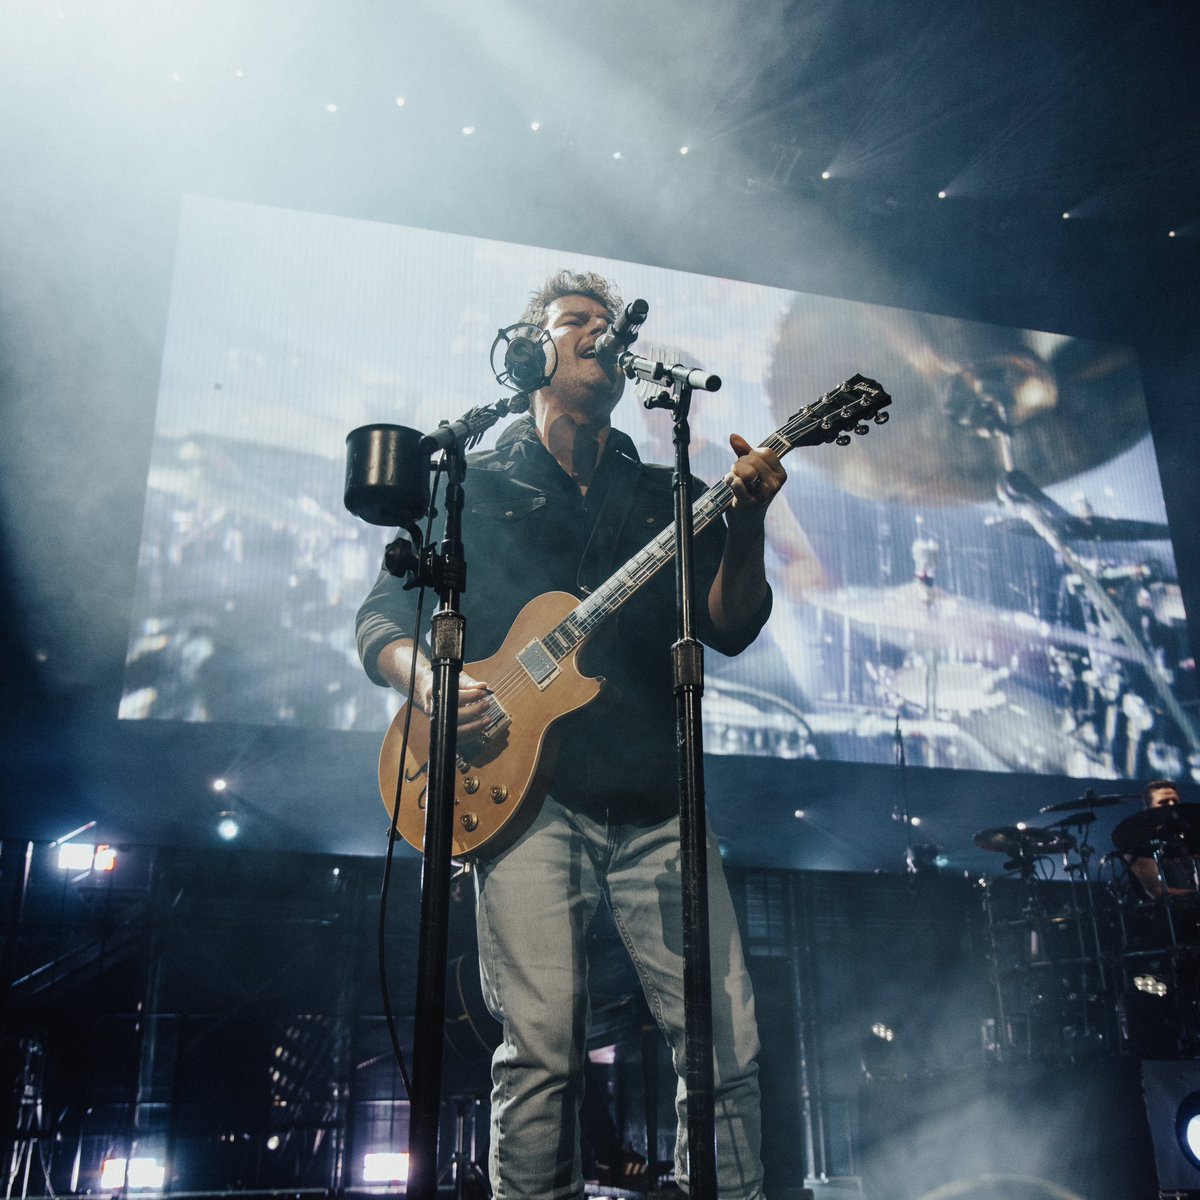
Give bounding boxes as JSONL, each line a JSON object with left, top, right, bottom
{"left": 120, "top": 196, "right": 1192, "bottom": 786}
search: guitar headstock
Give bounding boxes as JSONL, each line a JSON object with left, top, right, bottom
{"left": 779, "top": 374, "right": 892, "bottom": 450}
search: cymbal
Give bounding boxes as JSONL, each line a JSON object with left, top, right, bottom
{"left": 766, "top": 302, "right": 1145, "bottom": 504}
{"left": 810, "top": 581, "right": 1141, "bottom": 661}
{"left": 1112, "top": 804, "right": 1200, "bottom": 855}
{"left": 974, "top": 825, "right": 1077, "bottom": 856}
{"left": 986, "top": 514, "right": 1170, "bottom": 543}
{"left": 1039, "top": 790, "right": 1139, "bottom": 814}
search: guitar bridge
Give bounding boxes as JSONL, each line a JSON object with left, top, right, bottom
{"left": 481, "top": 694, "right": 510, "bottom": 741}
{"left": 517, "top": 638, "right": 561, "bottom": 691}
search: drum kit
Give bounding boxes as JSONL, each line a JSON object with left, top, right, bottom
{"left": 971, "top": 791, "right": 1200, "bottom": 1061}
{"left": 761, "top": 302, "right": 1198, "bottom": 779}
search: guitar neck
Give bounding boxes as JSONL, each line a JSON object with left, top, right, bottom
{"left": 543, "top": 428, "right": 791, "bottom": 658}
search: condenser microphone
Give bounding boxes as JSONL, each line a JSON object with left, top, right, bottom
{"left": 504, "top": 331, "right": 548, "bottom": 390}
{"left": 491, "top": 322, "right": 557, "bottom": 393}
{"left": 595, "top": 298, "right": 649, "bottom": 366}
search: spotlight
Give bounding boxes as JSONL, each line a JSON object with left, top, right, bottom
{"left": 1062, "top": 212, "right": 1071, "bottom": 220}
{"left": 100, "top": 1158, "right": 166, "bottom": 1190}
{"left": 216, "top": 812, "right": 241, "bottom": 842}
{"left": 93, "top": 845, "right": 117, "bottom": 872}
{"left": 870, "top": 1023, "right": 895, "bottom": 1042}
{"left": 363, "top": 1152, "right": 409, "bottom": 1183}
{"left": 326, "top": 103, "right": 338, "bottom": 113}
{"left": 612, "top": 151, "right": 622, "bottom": 160}
{"left": 910, "top": 816, "right": 922, "bottom": 828}
{"left": 530, "top": 121, "right": 540, "bottom": 131}
{"left": 820, "top": 170, "right": 831, "bottom": 180}
{"left": 57, "top": 844, "right": 94, "bottom": 871}
{"left": 793, "top": 809, "right": 805, "bottom": 819}
{"left": 1016, "top": 821, "right": 1027, "bottom": 830}
{"left": 462, "top": 125, "right": 475, "bottom": 135}
{"left": 1169, "top": 230, "right": 1177, "bottom": 238}
{"left": 212, "top": 778, "right": 228, "bottom": 793}
{"left": 679, "top": 145, "right": 689, "bottom": 155}
{"left": 1181, "top": 1095, "right": 1200, "bottom": 1168}
{"left": 1134, "top": 974, "right": 1168, "bottom": 997}
{"left": 1143, "top": 1064, "right": 1200, "bottom": 1190}
{"left": 937, "top": 190, "right": 947, "bottom": 199}
{"left": 395, "top": 96, "right": 405, "bottom": 107}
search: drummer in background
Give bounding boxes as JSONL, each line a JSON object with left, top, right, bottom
{"left": 1126, "top": 779, "right": 1197, "bottom": 898}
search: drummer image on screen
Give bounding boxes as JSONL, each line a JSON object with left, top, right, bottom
{"left": 1118, "top": 779, "right": 1200, "bottom": 898}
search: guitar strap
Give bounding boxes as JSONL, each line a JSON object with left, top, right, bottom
{"left": 575, "top": 445, "right": 643, "bottom": 598}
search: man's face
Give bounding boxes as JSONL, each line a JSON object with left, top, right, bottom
{"left": 537, "top": 294, "right": 624, "bottom": 419}
{"left": 1147, "top": 785, "right": 1181, "bottom": 809}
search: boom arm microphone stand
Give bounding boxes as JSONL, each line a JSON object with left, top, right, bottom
{"left": 343, "top": 326, "right": 553, "bottom": 1200}
{"left": 619, "top": 306, "right": 722, "bottom": 1200}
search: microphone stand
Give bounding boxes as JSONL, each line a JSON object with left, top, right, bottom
{"left": 409, "top": 397, "right": 542, "bottom": 1200}
{"left": 346, "top": 394, "right": 529, "bottom": 1200}
{"left": 644, "top": 376, "right": 718, "bottom": 1200}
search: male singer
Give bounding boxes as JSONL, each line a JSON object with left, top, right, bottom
{"left": 357, "top": 270, "right": 785, "bottom": 1199}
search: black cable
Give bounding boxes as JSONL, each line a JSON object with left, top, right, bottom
{"left": 376, "top": 460, "right": 445, "bottom": 1102}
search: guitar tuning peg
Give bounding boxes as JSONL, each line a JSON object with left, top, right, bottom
{"left": 835, "top": 433, "right": 852, "bottom": 447}
{"left": 873, "top": 411, "right": 890, "bottom": 424}
{"left": 854, "top": 422, "right": 870, "bottom": 436}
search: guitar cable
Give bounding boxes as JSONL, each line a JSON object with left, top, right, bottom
{"left": 376, "top": 458, "right": 446, "bottom": 1103}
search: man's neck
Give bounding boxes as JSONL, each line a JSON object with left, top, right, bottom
{"left": 534, "top": 402, "right": 612, "bottom": 492}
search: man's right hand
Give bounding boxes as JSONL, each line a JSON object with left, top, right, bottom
{"left": 378, "top": 640, "right": 492, "bottom": 740}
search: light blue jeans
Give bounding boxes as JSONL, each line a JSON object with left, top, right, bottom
{"left": 475, "top": 796, "right": 766, "bottom": 1200}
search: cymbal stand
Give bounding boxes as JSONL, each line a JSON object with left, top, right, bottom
{"left": 1058, "top": 834, "right": 1115, "bottom": 1050}
{"left": 1013, "top": 852, "right": 1072, "bottom": 1057}
{"left": 437, "top": 1096, "right": 488, "bottom": 1200}
{"left": 977, "top": 877, "right": 1014, "bottom": 1063}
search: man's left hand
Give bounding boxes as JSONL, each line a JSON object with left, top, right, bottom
{"left": 726, "top": 433, "right": 786, "bottom": 519}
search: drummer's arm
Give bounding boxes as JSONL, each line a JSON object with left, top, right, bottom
{"left": 1126, "top": 853, "right": 1194, "bottom": 898}
{"left": 1127, "top": 854, "right": 1166, "bottom": 899}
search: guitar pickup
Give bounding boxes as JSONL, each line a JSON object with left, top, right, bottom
{"left": 517, "top": 639, "right": 561, "bottom": 690}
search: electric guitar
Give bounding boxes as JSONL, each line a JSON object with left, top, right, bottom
{"left": 378, "top": 374, "right": 892, "bottom": 857}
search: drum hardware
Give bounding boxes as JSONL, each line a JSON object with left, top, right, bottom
{"left": 974, "top": 811, "right": 1127, "bottom": 1060}
{"left": 997, "top": 467, "right": 1200, "bottom": 763}
{"left": 974, "top": 824, "right": 1077, "bottom": 870}
{"left": 1039, "top": 789, "right": 1138, "bottom": 814}
{"left": 764, "top": 301, "right": 1193, "bottom": 779}
{"left": 1105, "top": 806, "right": 1200, "bottom": 1056}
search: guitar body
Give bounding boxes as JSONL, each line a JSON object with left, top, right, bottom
{"left": 378, "top": 591, "right": 605, "bottom": 857}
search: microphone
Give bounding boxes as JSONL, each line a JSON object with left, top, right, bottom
{"left": 504, "top": 331, "right": 548, "bottom": 390}
{"left": 595, "top": 298, "right": 649, "bottom": 367}
{"left": 491, "top": 322, "right": 557, "bottom": 393}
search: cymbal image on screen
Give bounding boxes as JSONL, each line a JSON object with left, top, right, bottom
{"left": 765, "top": 299, "right": 1146, "bottom": 504}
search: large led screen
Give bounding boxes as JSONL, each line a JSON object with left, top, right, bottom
{"left": 121, "top": 196, "right": 1193, "bottom": 782}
